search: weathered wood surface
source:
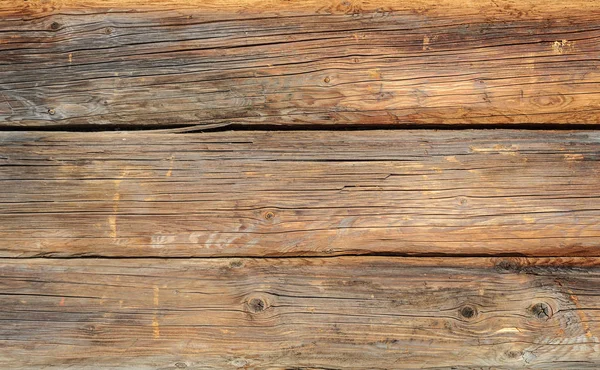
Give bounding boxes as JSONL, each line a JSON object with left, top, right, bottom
{"left": 2, "top": 0, "right": 600, "bottom": 127}
{"left": 1, "top": 129, "right": 598, "bottom": 257}
{"left": 1, "top": 256, "right": 599, "bottom": 369}
{"left": 2, "top": 1, "right": 600, "bottom": 367}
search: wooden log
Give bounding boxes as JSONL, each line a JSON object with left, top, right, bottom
{"left": 0, "top": 129, "right": 598, "bottom": 257}
{"left": 0, "top": 256, "right": 599, "bottom": 369}
{"left": 1, "top": 0, "right": 600, "bottom": 127}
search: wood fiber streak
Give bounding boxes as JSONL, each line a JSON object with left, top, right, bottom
{"left": 0, "top": 130, "right": 598, "bottom": 257}
{"left": 0, "top": 257, "right": 599, "bottom": 369}
{"left": 1, "top": 0, "right": 600, "bottom": 126}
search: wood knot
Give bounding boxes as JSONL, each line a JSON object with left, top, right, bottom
{"left": 495, "top": 259, "right": 521, "bottom": 273}
{"left": 50, "top": 22, "right": 61, "bottom": 30}
{"left": 264, "top": 211, "right": 275, "bottom": 221}
{"left": 230, "top": 358, "right": 248, "bottom": 368}
{"left": 229, "top": 260, "right": 243, "bottom": 268}
{"left": 530, "top": 92, "right": 570, "bottom": 108}
{"left": 247, "top": 297, "right": 268, "bottom": 313}
{"left": 460, "top": 305, "right": 477, "bottom": 319}
{"left": 505, "top": 350, "right": 522, "bottom": 360}
{"left": 47, "top": 108, "right": 56, "bottom": 115}
{"left": 104, "top": 27, "right": 113, "bottom": 35}
{"left": 530, "top": 302, "right": 552, "bottom": 320}
{"left": 324, "top": 76, "right": 331, "bottom": 83}
{"left": 174, "top": 362, "right": 187, "bottom": 368}
{"left": 82, "top": 324, "right": 101, "bottom": 335}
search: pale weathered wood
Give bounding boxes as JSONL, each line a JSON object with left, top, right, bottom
{"left": 0, "top": 129, "right": 598, "bottom": 257}
{"left": 0, "top": 256, "right": 599, "bottom": 369}
{"left": 1, "top": 0, "right": 600, "bottom": 127}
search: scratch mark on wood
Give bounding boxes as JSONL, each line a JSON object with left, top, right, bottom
{"left": 153, "top": 286, "right": 160, "bottom": 339}
{"left": 568, "top": 289, "right": 595, "bottom": 340}
{"left": 109, "top": 168, "right": 128, "bottom": 239}
{"left": 166, "top": 156, "right": 174, "bottom": 177}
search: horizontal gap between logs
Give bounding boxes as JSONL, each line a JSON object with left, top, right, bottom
{"left": 2, "top": 123, "right": 600, "bottom": 133}
{"left": 0, "top": 252, "right": 578, "bottom": 259}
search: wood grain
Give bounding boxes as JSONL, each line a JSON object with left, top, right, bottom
{"left": 3, "top": 2, "right": 600, "bottom": 368}
{"left": 1, "top": 0, "right": 600, "bottom": 127}
{"left": 1, "top": 129, "right": 598, "bottom": 257}
{"left": 1, "top": 256, "right": 599, "bottom": 369}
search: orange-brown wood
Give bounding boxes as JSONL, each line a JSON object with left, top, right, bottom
{"left": 1, "top": 0, "right": 600, "bottom": 126}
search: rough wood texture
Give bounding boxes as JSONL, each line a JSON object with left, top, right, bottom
{"left": 1, "top": 129, "right": 598, "bottom": 257}
{"left": 2, "top": 1, "right": 600, "bottom": 368}
{"left": 1, "top": 256, "right": 599, "bottom": 369}
{"left": 2, "top": 0, "right": 600, "bottom": 127}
